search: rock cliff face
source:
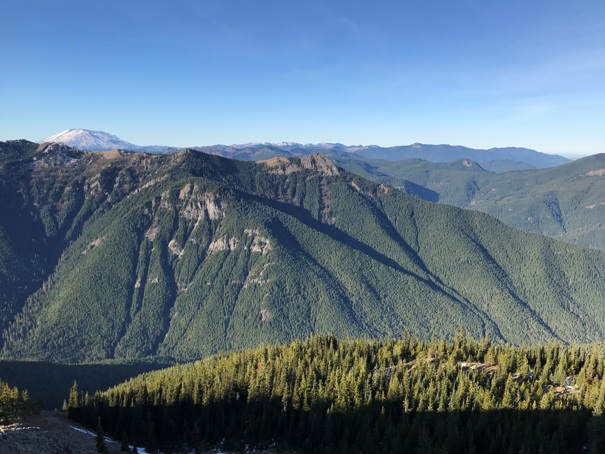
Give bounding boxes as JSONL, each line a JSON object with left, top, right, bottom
{"left": 300, "top": 154, "right": 341, "bottom": 176}
{"left": 261, "top": 153, "right": 340, "bottom": 177}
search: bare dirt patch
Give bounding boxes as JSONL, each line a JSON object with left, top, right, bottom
{"left": 0, "top": 411, "right": 117, "bottom": 454}
{"left": 0, "top": 411, "right": 293, "bottom": 454}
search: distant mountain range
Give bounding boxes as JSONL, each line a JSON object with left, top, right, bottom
{"left": 39, "top": 129, "right": 570, "bottom": 171}
{"left": 334, "top": 154, "right": 605, "bottom": 251}
{"left": 1, "top": 139, "right": 605, "bottom": 364}
{"left": 190, "top": 142, "right": 571, "bottom": 172}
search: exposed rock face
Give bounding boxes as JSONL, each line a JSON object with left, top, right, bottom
{"left": 244, "top": 228, "right": 272, "bottom": 255}
{"left": 179, "top": 185, "right": 225, "bottom": 222}
{"left": 259, "top": 156, "right": 302, "bottom": 175}
{"left": 32, "top": 143, "right": 86, "bottom": 169}
{"left": 145, "top": 223, "right": 160, "bottom": 241}
{"left": 260, "top": 308, "right": 272, "bottom": 322}
{"left": 586, "top": 169, "right": 605, "bottom": 176}
{"left": 168, "top": 239, "right": 183, "bottom": 256}
{"left": 260, "top": 154, "right": 340, "bottom": 177}
{"left": 300, "top": 154, "right": 340, "bottom": 176}
{"left": 207, "top": 230, "right": 272, "bottom": 255}
{"left": 82, "top": 237, "right": 104, "bottom": 254}
{"left": 208, "top": 236, "right": 240, "bottom": 254}
{"left": 378, "top": 184, "right": 391, "bottom": 194}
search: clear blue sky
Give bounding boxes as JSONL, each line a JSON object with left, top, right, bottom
{"left": 1, "top": 0, "right": 604, "bottom": 156}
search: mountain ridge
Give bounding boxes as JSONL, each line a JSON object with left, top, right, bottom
{"left": 1, "top": 140, "right": 604, "bottom": 363}
{"left": 36, "top": 129, "right": 570, "bottom": 170}
{"left": 334, "top": 153, "right": 605, "bottom": 250}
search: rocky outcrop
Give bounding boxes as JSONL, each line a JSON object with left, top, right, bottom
{"left": 300, "top": 154, "right": 340, "bottom": 176}
{"left": 260, "top": 153, "right": 340, "bottom": 177}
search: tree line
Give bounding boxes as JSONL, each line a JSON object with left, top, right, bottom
{"left": 67, "top": 333, "right": 605, "bottom": 453}
{"left": 0, "top": 379, "right": 39, "bottom": 425}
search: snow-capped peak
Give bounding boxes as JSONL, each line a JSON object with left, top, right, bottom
{"left": 41, "top": 129, "right": 138, "bottom": 151}
{"left": 40, "top": 129, "right": 171, "bottom": 153}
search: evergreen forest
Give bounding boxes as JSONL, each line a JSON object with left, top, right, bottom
{"left": 70, "top": 334, "right": 605, "bottom": 453}
{"left": 0, "top": 379, "right": 39, "bottom": 425}
{"left": 334, "top": 153, "right": 605, "bottom": 251}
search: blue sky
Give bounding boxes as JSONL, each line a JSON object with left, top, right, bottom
{"left": 1, "top": 1, "right": 604, "bottom": 156}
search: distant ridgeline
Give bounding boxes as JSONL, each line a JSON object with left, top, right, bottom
{"left": 2, "top": 140, "right": 605, "bottom": 363}
{"left": 69, "top": 334, "right": 605, "bottom": 453}
{"left": 334, "top": 153, "right": 605, "bottom": 251}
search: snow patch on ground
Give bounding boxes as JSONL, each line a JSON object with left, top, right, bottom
{"left": 70, "top": 425, "right": 151, "bottom": 453}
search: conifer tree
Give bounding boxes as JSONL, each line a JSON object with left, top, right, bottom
{"left": 68, "top": 380, "right": 80, "bottom": 408}
{"left": 96, "top": 416, "right": 108, "bottom": 454}
{"left": 121, "top": 431, "right": 130, "bottom": 452}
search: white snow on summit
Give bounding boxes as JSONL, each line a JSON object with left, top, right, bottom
{"left": 41, "top": 129, "right": 171, "bottom": 153}
{"left": 41, "top": 129, "right": 138, "bottom": 151}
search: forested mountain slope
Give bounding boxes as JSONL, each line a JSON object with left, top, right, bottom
{"left": 71, "top": 335, "right": 605, "bottom": 453}
{"left": 1, "top": 141, "right": 605, "bottom": 363}
{"left": 336, "top": 154, "right": 605, "bottom": 251}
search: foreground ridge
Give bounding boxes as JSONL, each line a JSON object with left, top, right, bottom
{"left": 70, "top": 334, "right": 605, "bottom": 453}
